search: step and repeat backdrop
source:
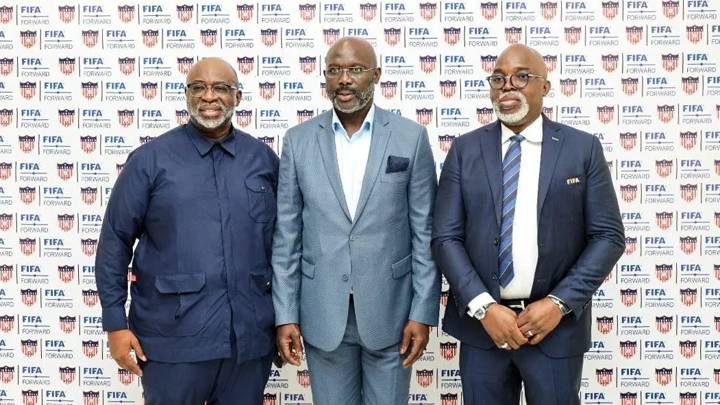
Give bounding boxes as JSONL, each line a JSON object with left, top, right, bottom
{"left": 0, "top": 1, "right": 719, "bottom": 404}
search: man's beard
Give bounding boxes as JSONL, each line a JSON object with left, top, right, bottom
{"left": 492, "top": 91, "right": 530, "bottom": 125}
{"left": 327, "top": 84, "right": 375, "bottom": 114}
{"left": 189, "top": 102, "right": 234, "bottom": 130}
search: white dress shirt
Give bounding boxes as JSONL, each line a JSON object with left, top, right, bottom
{"left": 467, "top": 115, "right": 543, "bottom": 315}
{"left": 332, "top": 105, "right": 375, "bottom": 221}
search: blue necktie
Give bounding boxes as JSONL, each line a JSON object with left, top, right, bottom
{"left": 498, "top": 134, "right": 525, "bottom": 288}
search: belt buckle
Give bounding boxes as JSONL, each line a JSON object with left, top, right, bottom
{"left": 509, "top": 300, "right": 526, "bottom": 311}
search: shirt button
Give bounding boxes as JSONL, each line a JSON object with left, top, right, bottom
{"left": 342, "top": 274, "right": 349, "bottom": 282}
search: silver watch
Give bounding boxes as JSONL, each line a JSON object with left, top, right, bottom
{"left": 548, "top": 296, "right": 571, "bottom": 316}
{"left": 473, "top": 302, "right": 495, "bottom": 321}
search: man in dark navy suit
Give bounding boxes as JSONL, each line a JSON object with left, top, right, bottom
{"left": 432, "top": 44, "right": 624, "bottom": 405}
{"left": 96, "top": 58, "right": 278, "bottom": 404}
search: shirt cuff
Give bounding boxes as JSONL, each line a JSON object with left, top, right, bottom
{"left": 547, "top": 294, "right": 573, "bottom": 315}
{"left": 101, "top": 306, "right": 129, "bottom": 332}
{"left": 466, "top": 293, "right": 496, "bottom": 318}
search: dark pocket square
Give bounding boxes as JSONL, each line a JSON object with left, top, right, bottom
{"left": 386, "top": 155, "right": 409, "bottom": 173}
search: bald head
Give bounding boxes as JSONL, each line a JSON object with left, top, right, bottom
{"left": 186, "top": 57, "right": 238, "bottom": 86}
{"left": 490, "top": 44, "right": 551, "bottom": 133}
{"left": 496, "top": 44, "right": 547, "bottom": 78}
{"left": 326, "top": 37, "right": 378, "bottom": 69}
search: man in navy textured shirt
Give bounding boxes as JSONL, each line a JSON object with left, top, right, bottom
{"left": 95, "top": 57, "right": 279, "bottom": 404}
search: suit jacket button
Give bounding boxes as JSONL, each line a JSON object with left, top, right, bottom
{"left": 493, "top": 238, "right": 499, "bottom": 246}
{"left": 342, "top": 274, "right": 349, "bottom": 282}
{"left": 492, "top": 273, "right": 498, "bottom": 280}
{"left": 349, "top": 235, "right": 357, "bottom": 241}
{"left": 264, "top": 281, "right": 272, "bottom": 292}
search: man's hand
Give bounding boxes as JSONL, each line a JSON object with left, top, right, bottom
{"left": 479, "top": 304, "right": 528, "bottom": 350}
{"left": 276, "top": 323, "right": 304, "bottom": 366}
{"left": 399, "top": 320, "right": 430, "bottom": 368}
{"left": 517, "top": 298, "right": 563, "bottom": 345}
{"left": 108, "top": 329, "right": 146, "bottom": 376}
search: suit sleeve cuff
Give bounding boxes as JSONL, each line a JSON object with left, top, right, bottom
{"left": 466, "top": 293, "right": 496, "bottom": 317}
{"left": 274, "top": 311, "right": 299, "bottom": 327}
{"left": 548, "top": 294, "right": 573, "bottom": 316}
{"left": 409, "top": 313, "right": 439, "bottom": 327}
{"left": 101, "top": 306, "right": 128, "bottom": 332}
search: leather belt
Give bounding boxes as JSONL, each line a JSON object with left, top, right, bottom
{"left": 500, "top": 298, "right": 532, "bottom": 311}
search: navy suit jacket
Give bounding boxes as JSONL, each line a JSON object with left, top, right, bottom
{"left": 432, "top": 117, "right": 624, "bottom": 358}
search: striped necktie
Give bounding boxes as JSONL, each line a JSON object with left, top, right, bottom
{"left": 498, "top": 134, "right": 525, "bottom": 288}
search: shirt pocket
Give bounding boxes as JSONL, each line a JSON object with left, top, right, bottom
{"left": 245, "top": 177, "right": 276, "bottom": 222}
{"left": 149, "top": 273, "right": 208, "bottom": 337}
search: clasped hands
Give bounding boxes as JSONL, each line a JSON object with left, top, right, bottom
{"left": 480, "top": 297, "right": 563, "bottom": 350}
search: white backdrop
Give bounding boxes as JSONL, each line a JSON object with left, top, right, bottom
{"left": 0, "top": 1, "right": 719, "bottom": 404}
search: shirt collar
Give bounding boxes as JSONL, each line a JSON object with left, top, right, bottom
{"left": 332, "top": 104, "right": 375, "bottom": 139}
{"left": 185, "top": 122, "right": 237, "bottom": 157}
{"left": 500, "top": 114, "right": 543, "bottom": 145}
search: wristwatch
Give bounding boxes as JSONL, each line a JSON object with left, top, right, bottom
{"left": 548, "top": 295, "right": 572, "bottom": 316}
{"left": 473, "top": 302, "right": 496, "bottom": 321}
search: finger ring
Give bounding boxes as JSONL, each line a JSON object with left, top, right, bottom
{"left": 500, "top": 343, "right": 509, "bottom": 350}
{"left": 525, "top": 330, "right": 534, "bottom": 338}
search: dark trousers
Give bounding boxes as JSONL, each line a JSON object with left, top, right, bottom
{"left": 459, "top": 342, "right": 583, "bottom": 405}
{"left": 140, "top": 347, "right": 272, "bottom": 405}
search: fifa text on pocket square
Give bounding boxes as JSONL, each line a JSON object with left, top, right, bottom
{"left": 566, "top": 176, "right": 580, "bottom": 185}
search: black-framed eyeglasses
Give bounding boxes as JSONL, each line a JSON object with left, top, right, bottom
{"left": 486, "top": 72, "right": 545, "bottom": 90}
{"left": 185, "top": 82, "right": 238, "bottom": 97}
{"left": 323, "top": 66, "right": 377, "bottom": 78}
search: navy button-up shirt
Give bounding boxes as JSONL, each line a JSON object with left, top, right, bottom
{"left": 96, "top": 123, "right": 279, "bottom": 363}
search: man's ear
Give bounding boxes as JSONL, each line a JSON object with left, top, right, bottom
{"left": 372, "top": 67, "right": 382, "bottom": 84}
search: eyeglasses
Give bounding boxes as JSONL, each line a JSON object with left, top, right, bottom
{"left": 486, "top": 72, "right": 545, "bottom": 90}
{"left": 185, "top": 83, "right": 238, "bottom": 97}
{"left": 323, "top": 66, "right": 376, "bottom": 79}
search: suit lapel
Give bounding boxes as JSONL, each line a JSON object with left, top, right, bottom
{"left": 537, "top": 117, "right": 564, "bottom": 218}
{"left": 352, "top": 107, "right": 391, "bottom": 227}
{"left": 479, "top": 121, "right": 503, "bottom": 227}
{"left": 316, "top": 112, "right": 352, "bottom": 222}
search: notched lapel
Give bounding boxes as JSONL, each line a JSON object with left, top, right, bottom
{"left": 317, "top": 117, "right": 352, "bottom": 222}
{"left": 537, "top": 118, "right": 564, "bottom": 217}
{"left": 352, "top": 109, "right": 392, "bottom": 226}
{"left": 479, "top": 122, "right": 503, "bottom": 227}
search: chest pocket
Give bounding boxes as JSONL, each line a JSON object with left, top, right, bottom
{"left": 245, "top": 177, "right": 276, "bottom": 222}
